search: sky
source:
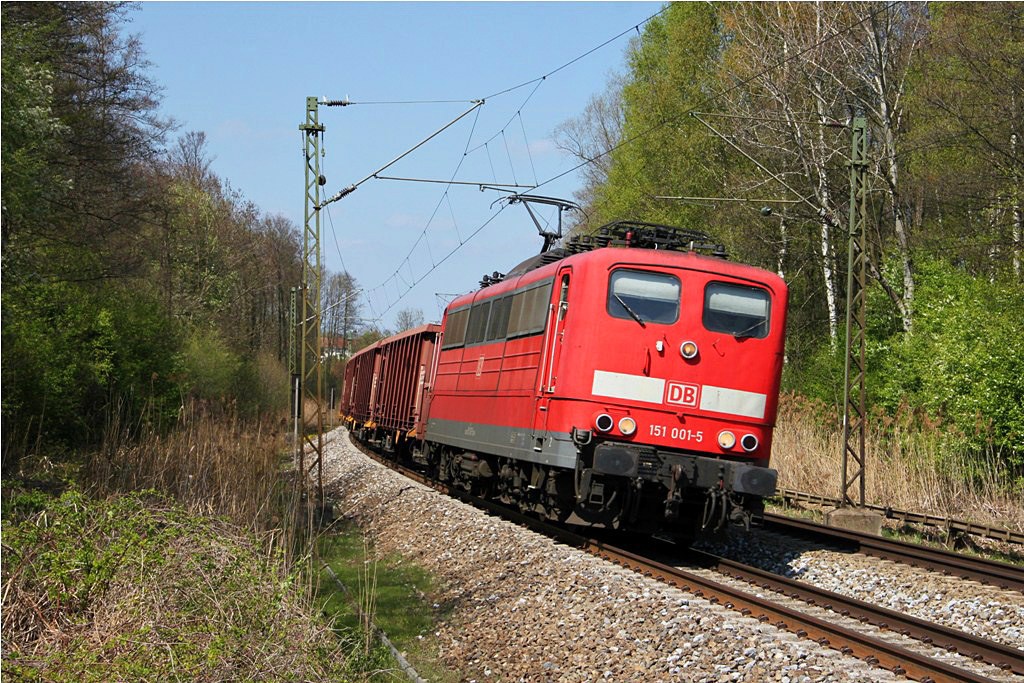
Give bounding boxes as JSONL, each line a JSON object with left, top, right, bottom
{"left": 129, "top": 1, "right": 662, "bottom": 330}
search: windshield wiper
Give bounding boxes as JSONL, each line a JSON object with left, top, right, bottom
{"left": 733, "top": 320, "right": 764, "bottom": 338}
{"left": 614, "top": 294, "right": 646, "bottom": 328}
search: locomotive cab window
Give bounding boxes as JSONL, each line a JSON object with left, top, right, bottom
{"left": 607, "top": 269, "right": 680, "bottom": 325}
{"left": 703, "top": 282, "right": 770, "bottom": 338}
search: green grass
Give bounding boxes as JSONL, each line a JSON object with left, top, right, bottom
{"left": 2, "top": 488, "right": 351, "bottom": 682}
{"left": 317, "top": 525, "right": 462, "bottom": 683}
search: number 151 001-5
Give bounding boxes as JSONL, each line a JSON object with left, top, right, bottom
{"left": 649, "top": 424, "right": 704, "bottom": 443}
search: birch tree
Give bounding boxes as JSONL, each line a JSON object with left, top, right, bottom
{"left": 720, "top": 2, "right": 858, "bottom": 342}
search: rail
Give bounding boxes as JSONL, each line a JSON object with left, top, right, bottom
{"left": 683, "top": 546, "right": 1023, "bottom": 676}
{"left": 763, "top": 512, "right": 1024, "bottom": 593}
{"left": 345, "top": 434, "right": 1024, "bottom": 683}
{"left": 776, "top": 488, "right": 1024, "bottom": 545}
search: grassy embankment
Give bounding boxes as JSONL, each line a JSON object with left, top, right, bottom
{"left": 771, "top": 393, "right": 1024, "bottom": 537}
{"left": 1, "top": 404, "right": 458, "bottom": 682}
{"left": 317, "top": 530, "right": 462, "bottom": 682}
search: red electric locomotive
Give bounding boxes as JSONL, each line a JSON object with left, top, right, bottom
{"left": 343, "top": 221, "right": 788, "bottom": 540}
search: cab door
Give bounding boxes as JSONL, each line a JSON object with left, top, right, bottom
{"left": 533, "top": 268, "right": 571, "bottom": 441}
{"left": 542, "top": 269, "right": 571, "bottom": 393}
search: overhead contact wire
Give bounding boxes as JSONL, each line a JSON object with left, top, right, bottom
{"left": 519, "top": 112, "right": 539, "bottom": 186}
{"left": 351, "top": 7, "right": 671, "bottom": 319}
{"left": 481, "top": 6, "right": 668, "bottom": 100}
{"left": 467, "top": 79, "right": 545, "bottom": 156}
{"left": 501, "top": 130, "right": 518, "bottom": 186}
{"left": 485, "top": 143, "right": 498, "bottom": 183}
{"left": 320, "top": 100, "right": 484, "bottom": 209}
{"left": 446, "top": 194, "right": 464, "bottom": 244}
{"left": 378, "top": 104, "right": 484, "bottom": 285}
{"left": 529, "top": 2, "right": 900, "bottom": 199}
{"left": 371, "top": 203, "right": 511, "bottom": 318}
{"left": 339, "top": 98, "right": 477, "bottom": 105}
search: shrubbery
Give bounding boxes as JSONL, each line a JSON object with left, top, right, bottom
{"left": 2, "top": 490, "right": 350, "bottom": 682}
{"left": 786, "top": 257, "right": 1024, "bottom": 468}
{"left": 873, "top": 259, "right": 1024, "bottom": 462}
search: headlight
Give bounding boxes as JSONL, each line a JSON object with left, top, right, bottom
{"left": 618, "top": 416, "right": 637, "bottom": 436}
{"left": 717, "top": 430, "right": 736, "bottom": 449}
{"left": 595, "top": 414, "right": 614, "bottom": 432}
{"left": 680, "top": 340, "right": 699, "bottom": 359}
{"left": 741, "top": 434, "right": 759, "bottom": 452}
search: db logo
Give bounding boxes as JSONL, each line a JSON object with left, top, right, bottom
{"left": 665, "top": 382, "right": 700, "bottom": 408}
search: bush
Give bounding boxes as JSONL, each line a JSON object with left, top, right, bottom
{"left": 785, "top": 257, "right": 1024, "bottom": 467}
{"left": 873, "top": 259, "right": 1024, "bottom": 462}
{"left": 234, "top": 351, "right": 291, "bottom": 419}
{"left": 178, "top": 328, "right": 241, "bottom": 402}
{"left": 1, "top": 281, "right": 180, "bottom": 460}
{"left": 2, "top": 489, "right": 350, "bottom": 682}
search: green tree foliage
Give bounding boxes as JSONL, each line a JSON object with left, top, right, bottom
{"left": 2, "top": 281, "right": 180, "bottom": 446}
{"left": 2, "top": 4, "right": 354, "bottom": 467}
{"left": 562, "top": 2, "right": 1024, "bottom": 464}
{"left": 0, "top": 15, "right": 67, "bottom": 251}
{"left": 871, "top": 260, "right": 1024, "bottom": 459}
{"left": 567, "top": 3, "right": 725, "bottom": 230}
{"left": 3, "top": 3, "right": 173, "bottom": 454}
{"left": 179, "top": 329, "right": 241, "bottom": 403}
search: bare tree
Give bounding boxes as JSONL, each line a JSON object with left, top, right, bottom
{"left": 169, "top": 131, "right": 214, "bottom": 187}
{"left": 322, "top": 271, "right": 361, "bottom": 358}
{"left": 816, "top": 2, "right": 927, "bottom": 332}
{"left": 393, "top": 307, "right": 424, "bottom": 333}
{"left": 554, "top": 76, "right": 626, "bottom": 219}
{"left": 721, "top": 3, "right": 929, "bottom": 335}
{"left": 720, "top": 2, "right": 856, "bottom": 342}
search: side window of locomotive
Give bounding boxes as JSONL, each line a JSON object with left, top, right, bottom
{"left": 507, "top": 281, "right": 553, "bottom": 338}
{"left": 486, "top": 296, "right": 512, "bottom": 341}
{"left": 607, "top": 269, "right": 680, "bottom": 325}
{"left": 703, "top": 282, "right": 770, "bottom": 338}
{"left": 557, "top": 274, "right": 570, "bottom": 321}
{"left": 465, "top": 300, "right": 492, "bottom": 346}
{"left": 441, "top": 307, "right": 470, "bottom": 349}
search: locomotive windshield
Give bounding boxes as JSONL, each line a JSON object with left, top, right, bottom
{"left": 607, "top": 269, "right": 680, "bottom": 324}
{"left": 703, "top": 282, "right": 770, "bottom": 338}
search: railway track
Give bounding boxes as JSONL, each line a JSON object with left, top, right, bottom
{"left": 676, "top": 545, "right": 1024, "bottom": 678}
{"left": 762, "top": 512, "right": 1024, "bottom": 593}
{"left": 776, "top": 488, "right": 1024, "bottom": 546}
{"left": 348, "top": 435, "right": 1024, "bottom": 683}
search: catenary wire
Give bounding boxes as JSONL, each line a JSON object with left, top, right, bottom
{"left": 527, "top": 2, "right": 901, "bottom": 204}
{"left": 331, "top": 4, "right": 886, "bottom": 324}
{"left": 481, "top": 5, "right": 668, "bottom": 100}
{"left": 346, "top": 9, "right": 676, "bottom": 322}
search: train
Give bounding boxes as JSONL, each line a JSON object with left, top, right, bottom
{"left": 341, "top": 220, "right": 788, "bottom": 540}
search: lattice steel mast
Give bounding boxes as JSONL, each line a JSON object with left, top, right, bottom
{"left": 298, "top": 97, "right": 325, "bottom": 505}
{"left": 841, "top": 116, "right": 869, "bottom": 507}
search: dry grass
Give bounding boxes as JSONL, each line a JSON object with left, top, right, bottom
{"left": 1, "top": 399, "right": 358, "bottom": 681}
{"left": 89, "top": 400, "right": 290, "bottom": 532}
{"left": 771, "top": 393, "right": 1024, "bottom": 532}
{"left": 2, "top": 491, "right": 350, "bottom": 682}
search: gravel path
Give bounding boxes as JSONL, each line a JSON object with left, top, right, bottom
{"left": 322, "top": 430, "right": 916, "bottom": 682}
